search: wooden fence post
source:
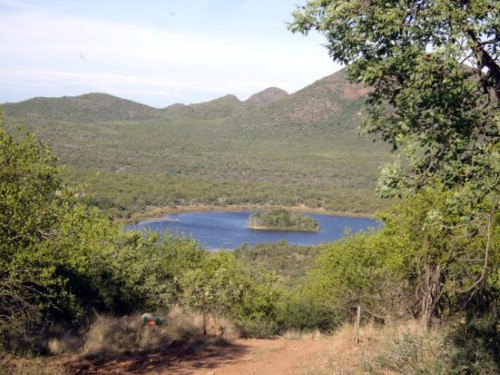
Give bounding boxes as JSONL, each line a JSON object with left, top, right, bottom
{"left": 354, "top": 304, "right": 361, "bottom": 344}
{"left": 201, "top": 291, "right": 207, "bottom": 336}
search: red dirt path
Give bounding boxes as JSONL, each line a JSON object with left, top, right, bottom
{"left": 49, "top": 333, "right": 368, "bottom": 375}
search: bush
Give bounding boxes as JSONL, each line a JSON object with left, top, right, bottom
{"left": 363, "top": 319, "right": 499, "bottom": 375}
{"left": 75, "top": 306, "right": 239, "bottom": 357}
{"left": 278, "top": 297, "right": 339, "bottom": 332}
{"left": 447, "top": 316, "right": 500, "bottom": 375}
{"left": 363, "top": 324, "right": 454, "bottom": 374}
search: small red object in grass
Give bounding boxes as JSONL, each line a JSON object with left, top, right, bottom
{"left": 148, "top": 319, "right": 155, "bottom": 326}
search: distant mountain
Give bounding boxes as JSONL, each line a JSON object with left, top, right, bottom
{"left": 2, "top": 69, "right": 367, "bottom": 125}
{"left": 272, "top": 69, "right": 368, "bottom": 124}
{"left": 245, "top": 87, "right": 289, "bottom": 106}
{"left": 189, "top": 94, "right": 242, "bottom": 117}
{"left": 1, "top": 68, "right": 391, "bottom": 218}
{"left": 2, "top": 93, "right": 160, "bottom": 122}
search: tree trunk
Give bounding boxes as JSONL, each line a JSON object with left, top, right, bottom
{"left": 420, "top": 264, "right": 442, "bottom": 327}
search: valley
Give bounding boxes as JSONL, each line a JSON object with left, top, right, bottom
{"left": 2, "top": 68, "right": 393, "bottom": 219}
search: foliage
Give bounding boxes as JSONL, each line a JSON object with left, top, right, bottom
{"left": 277, "top": 295, "right": 338, "bottom": 332}
{"left": 180, "top": 252, "right": 247, "bottom": 318}
{"left": 447, "top": 315, "right": 500, "bottom": 374}
{"left": 382, "top": 185, "right": 498, "bottom": 324}
{"left": 303, "top": 185, "right": 499, "bottom": 326}
{"left": 234, "top": 241, "right": 321, "bottom": 288}
{"left": 179, "top": 251, "right": 284, "bottom": 337}
{"left": 248, "top": 209, "right": 320, "bottom": 232}
{"left": 0, "top": 114, "right": 210, "bottom": 351}
{"left": 291, "top": 0, "right": 499, "bottom": 330}
{"left": 234, "top": 242, "right": 337, "bottom": 333}
{"left": 0, "top": 115, "right": 114, "bottom": 344}
{"left": 104, "top": 232, "right": 205, "bottom": 312}
{"left": 303, "top": 229, "right": 409, "bottom": 323}
{"left": 290, "top": 0, "right": 499, "bottom": 197}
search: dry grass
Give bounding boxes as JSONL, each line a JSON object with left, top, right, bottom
{"left": 282, "top": 328, "right": 323, "bottom": 340}
{"left": 0, "top": 355, "right": 67, "bottom": 375}
{"left": 294, "top": 324, "right": 373, "bottom": 375}
{"left": 165, "top": 305, "right": 240, "bottom": 341}
{"left": 0, "top": 306, "right": 240, "bottom": 375}
{"left": 360, "top": 322, "right": 453, "bottom": 374}
{"left": 296, "top": 320, "right": 461, "bottom": 375}
{"left": 45, "top": 325, "right": 81, "bottom": 356}
{"left": 0, "top": 306, "right": 240, "bottom": 374}
{"left": 43, "top": 305, "right": 240, "bottom": 358}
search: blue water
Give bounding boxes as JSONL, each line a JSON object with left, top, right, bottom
{"left": 128, "top": 211, "right": 378, "bottom": 250}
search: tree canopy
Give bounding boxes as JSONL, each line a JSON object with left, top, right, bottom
{"left": 290, "top": 0, "right": 499, "bottom": 326}
{"left": 291, "top": 0, "right": 499, "bottom": 197}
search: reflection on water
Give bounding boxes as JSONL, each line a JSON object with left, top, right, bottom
{"left": 127, "top": 211, "right": 379, "bottom": 250}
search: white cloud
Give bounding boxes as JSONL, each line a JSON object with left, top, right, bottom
{"left": 0, "top": 1, "right": 338, "bottom": 107}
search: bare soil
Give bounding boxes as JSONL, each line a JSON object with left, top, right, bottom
{"left": 48, "top": 328, "right": 374, "bottom": 375}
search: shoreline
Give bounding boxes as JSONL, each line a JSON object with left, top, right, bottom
{"left": 126, "top": 204, "right": 375, "bottom": 224}
{"left": 248, "top": 225, "right": 321, "bottom": 233}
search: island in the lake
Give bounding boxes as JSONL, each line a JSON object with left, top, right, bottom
{"left": 248, "top": 209, "right": 320, "bottom": 232}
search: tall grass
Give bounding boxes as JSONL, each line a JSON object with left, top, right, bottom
{"left": 296, "top": 319, "right": 499, "bottom": 375}
{"left": 46, "top": 305, "right": 239, "bottom": 357}
{"left": 362, "top": 322, "right": 454, "bottom": 374}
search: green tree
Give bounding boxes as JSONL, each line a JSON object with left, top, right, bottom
{"left": 180, "top": 251, "right": 284, "bottom": 337}
{"left": 180, "top": 251, "right": 255, "bottom": 324}
{"left": 304, "top": 186, "right": 499, "bottom": 326}
{"left": 304, "top": 229, "right": 409, "bottom": 323}
{"left": 290, "top": 0, "right": 499, "bottom": 325}
{"left": 290, "top": 0, "right": 499, "bottom": 196}
{"left": 0, "top": 116, "right": 64, "bottom": 337}
{"left": 380, "top": 186, "right": 498, "bottom": 324}
{"left": 112, "top": 232, "right": 205, "bottom": 311}
{"left": 0, "top": 115, "right": 138, "bottom": 344}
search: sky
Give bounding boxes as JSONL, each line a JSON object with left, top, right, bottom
{"left": 0, "top": 0, "right": 340, "bottom": 108}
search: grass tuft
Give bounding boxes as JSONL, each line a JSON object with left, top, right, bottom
{"left": 80, "top": 306, "right": 239, "bottom": 357}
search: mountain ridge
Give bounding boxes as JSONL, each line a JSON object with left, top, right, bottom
{"left": 1, "top": 68, "right": 390, "bottom": 218}
{"left": 2, "top": 69, "right": 367, "bottom": 123}
{"left": 245, "top": 87, "right": 289, "bottom": 106}
{"left": 2, "top": 92, "right": 160, "bottom": 122}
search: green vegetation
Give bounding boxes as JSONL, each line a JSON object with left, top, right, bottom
{"left": 234, "top": 241, "right": 321, "bottom": 288}
{"left": 288, "top": 0, "right": 499, "bottom": 372}
{"left": 292, "top": 0, "right": 499, "bottom": 325}
{"left": 0, "top": 116, "right": 286, "bottom": 351}
{"left": 1, "top": 1, "right": 499, "bottom": 373}
{"left": 303, "top": 187, "right": 499, "bottom": 324}
{"left": 2, "top": 70, "right": 392, "bottom": 219}
{"left": 248, "top": 209, "right": 320, "bottom": 232}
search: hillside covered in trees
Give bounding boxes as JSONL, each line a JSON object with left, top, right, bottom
{"left": 2, "top": 69, "right": 391, "bottom": 219}
{"left": 1, "top": 0, "right": 499, "bottom": 373}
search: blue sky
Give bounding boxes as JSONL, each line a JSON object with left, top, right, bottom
{"left": 0, "top": 0, "right": 340, "bottom": 107}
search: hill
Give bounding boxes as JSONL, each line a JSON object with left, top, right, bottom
{"left": 2, "top": 93, "right": 160, "bottom": 122}
{"left": 1, "top": 68, "right": 392, "bottom": 218}
{"left": 245, "top": 87, "right": 289, "bottom": 106}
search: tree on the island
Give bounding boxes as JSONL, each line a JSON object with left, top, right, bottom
{"left": 290, "top": 0, "right": 499, "bottom": 325}
{"left": 249, "top": 209, "right": 320, "bottom": 232}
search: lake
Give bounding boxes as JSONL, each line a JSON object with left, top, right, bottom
{"left": 128, "top": 211, "right": 379, "bottom": 250}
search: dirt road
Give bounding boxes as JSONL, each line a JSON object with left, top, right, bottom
{"left": 52, "top": 329, "right": 367, "bottom": 375}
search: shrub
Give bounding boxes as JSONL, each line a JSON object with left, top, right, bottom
{"left": 278, "top": 297, "right": 339, "bottom": 332}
